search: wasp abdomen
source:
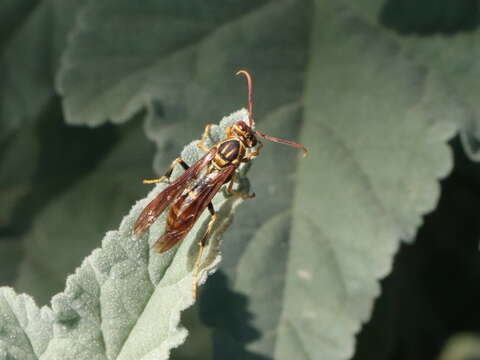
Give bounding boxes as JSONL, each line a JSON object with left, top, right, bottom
{"left": 214, "top": 139, "right": 243, "bottom": 167}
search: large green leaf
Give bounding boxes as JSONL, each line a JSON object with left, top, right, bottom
{"left": 351, "top": 0, "right": 480, "bottom": 161}
{"left": 0, "top": 111, "right": 248, "bottom": 359}
{"left": 257, "top": 3, "right": 457, "bottom": 358}
{"left": 57, "top": 0, "right": 267, "bottom": 127}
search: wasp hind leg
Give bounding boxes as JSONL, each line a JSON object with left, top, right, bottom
{"left": 227, "top": 173, "right": 255, "bottom": 199}
{"left": 192, "top": 202, "right": 216, "bottom": 299}
{"left": 142, "top": 157, "right": 189, "bottom": 184}
{"left": 197, "top": 124, "right": 213, "bottom": 152}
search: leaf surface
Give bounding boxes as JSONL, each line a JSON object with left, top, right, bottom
{"left": 203, "top": 2, "right": 460, "bottom": 360}
{"left": 351, "top": 0, "right": 480, "bottom": 161}
{"left": 0, "top": 288, "right": 53, "bottom": 360}
{"left": 34, "top": 111, "right": 246, "bottom": 360}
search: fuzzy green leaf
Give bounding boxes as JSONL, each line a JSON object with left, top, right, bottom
{"left": 0, "top": 288, "right": 53, "bottom": 359}
{"left": 399, "top": 34, "right": 480, "bottom": 161}
{"left": 45, "top": 111, "right": 245, "bottom": 360}
{"left": 275, "top": 3, "right": 456, "bottom": 356}
{"left": 209, "top": 2, "right": 459, "bottom": 360}
{"left": 350, "top": 0, "right": 480, "bottom": 161}
{"left": 1, "top": 111, "right": 248, "bottom": 359}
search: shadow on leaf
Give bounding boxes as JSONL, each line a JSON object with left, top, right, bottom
{"left": 200, "top": 270, "right": 270, "bottom": 360}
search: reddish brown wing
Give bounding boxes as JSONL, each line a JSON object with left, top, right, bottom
{"left": 152, "top": 165, "right": 236, "bottom": 253}
{"left": 134, "top": 148, "right": 217, "bottom": 236}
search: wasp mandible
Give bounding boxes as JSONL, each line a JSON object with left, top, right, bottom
{"left": 134, "top": 70, "right": 307, "bottom": 298}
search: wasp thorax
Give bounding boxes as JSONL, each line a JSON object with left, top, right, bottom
{"left": 232, "top": 121, "right": 257, "bottom": 148}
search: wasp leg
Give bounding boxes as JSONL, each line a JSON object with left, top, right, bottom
{"left": 192, "top": 203, "right": 216, "bottom": 299}
{"left": 242, "top": 141, "right": 263, "bottom": 162}
{"left": 227, "top": 173, "right": 255, "bottom": 198}
{"left": 197, "top": 124, "right": 213, "bottom": 152}
{"left": 142, "top": 157, "right": 189, "bottom": 184}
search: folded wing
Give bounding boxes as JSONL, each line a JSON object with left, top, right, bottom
{"left": 134, "top": 148, "right": 217, "bottom": 236}
{"left": 153, "top": 165, "right": 236, "bottom": 253}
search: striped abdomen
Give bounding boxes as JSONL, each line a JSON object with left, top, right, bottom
{"left": 213, "top": 139, "right": 245, "bottom": 168}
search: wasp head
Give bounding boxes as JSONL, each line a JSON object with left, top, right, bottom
{"left": 232, "top": 120, "right": 257, "bottom": 148}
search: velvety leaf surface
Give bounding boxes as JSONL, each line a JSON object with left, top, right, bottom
{"left": 0, "top": 288, "right": 53, "bottom": 359}
{"left": 275, "top": 3, "right": 456, "bottom": 358}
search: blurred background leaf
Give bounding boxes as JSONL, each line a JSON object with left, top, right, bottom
{"left": 437, "top": 333, "right": 480, "bottom": 360}
{"left": 0, "top": 0, "right": 83, "bottom": 143}
{"left": 13, "top": 119, "right": 151, "bottom": 305}
{"left": 0, "top": 0, "right": 91, "bottom": 288}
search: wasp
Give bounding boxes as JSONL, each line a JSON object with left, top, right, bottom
{"left": 134, "top": 70, "right": 307, "bottom": 298}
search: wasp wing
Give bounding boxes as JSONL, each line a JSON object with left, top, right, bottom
{"left": 152, "top": 165, "right": 236, "bottom": 253}
{"left": 134, "top": 148, "right": 217, "bottom": 236}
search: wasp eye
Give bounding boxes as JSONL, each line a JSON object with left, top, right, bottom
{"left": 235, "top": 121, "right": 249, "bottom": 131}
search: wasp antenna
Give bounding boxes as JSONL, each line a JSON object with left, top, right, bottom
{"left": 235, "top": 70, "right": 254, "bottom": 128}
{"left": 254, "top": 130, "right": 308, "bottom": 157}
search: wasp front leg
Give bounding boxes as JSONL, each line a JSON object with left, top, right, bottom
{"left": 243, "top": 141, "right": 263, "bottom": 162}
{"left": 197, "top": 124, "right": 213, "bottom": 152}
{"left": 142, "top": 157, "right": 189, "bottom": 184}
{"left": 192, "top": 202, "right": 216, "bottom": 299}
{"left": 227, "top": 173, "right": 255, "bottom": 198}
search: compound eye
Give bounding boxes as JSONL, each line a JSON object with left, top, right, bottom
{"left": 248, "top": 135, "right": 257, "bottom": 147}
{"left": 235, "top": 121, "right": 248, "bottom": 131}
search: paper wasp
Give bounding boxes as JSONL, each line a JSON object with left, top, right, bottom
{"left": 134, "top": 70, "right": 307, "bottom": 298}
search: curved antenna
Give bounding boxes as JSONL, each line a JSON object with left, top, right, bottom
{"left": 235, "top": 69, "right": 308, "bottom": 157}
{"left": 235, "top": 70, "right": 254, "bottom": 127}
{"left": 255, "top": 130, "right": 308, "bottom": 157}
